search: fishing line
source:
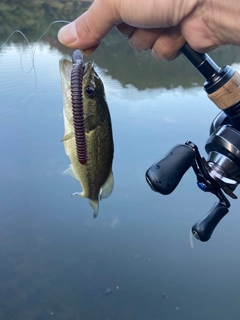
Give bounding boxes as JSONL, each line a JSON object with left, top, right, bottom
{"left": 0, "top": 20, "right": 70, "bottom": 103}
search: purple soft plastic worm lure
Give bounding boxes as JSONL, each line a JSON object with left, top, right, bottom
{"left": 71, "top": 50, "right": 87, "bottom": 165}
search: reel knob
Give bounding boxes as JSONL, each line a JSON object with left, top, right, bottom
{"left": 145, "top": 144, "right": 195, "bottom": 195}
{"left": 192, "top": 202, "right": 229, "bottom": 241}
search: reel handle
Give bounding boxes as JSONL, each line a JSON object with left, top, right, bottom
{"left": 192, "top": 202, "right": 229, "bottom": 241}
{"left": 145, "top": 144, "right": 195, "bottom": 195}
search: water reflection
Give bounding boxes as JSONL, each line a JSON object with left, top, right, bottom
{"left": 1, "top": 3, "right": 240, "bottom": 320}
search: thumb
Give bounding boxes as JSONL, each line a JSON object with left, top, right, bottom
{"left": 58, "top": 1, "right": 120, "bottom": 51}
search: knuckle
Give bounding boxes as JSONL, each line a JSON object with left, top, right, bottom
{"left": 129, "top": 29, "right": 160, "bottom": 52}
{"left": 151, "top": 43, "right": 175, "bottom": 61}
{"left": 151, "top": 33, "right": 184, "bottom": 61}
{"left": 129, "top": 35, "right": 147, "bottom": 52}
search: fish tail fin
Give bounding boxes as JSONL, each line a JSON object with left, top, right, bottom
{"left": 89, "top": 199, "right": 99, "bottom": 218}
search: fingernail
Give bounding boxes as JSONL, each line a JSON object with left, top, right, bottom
{"left": 58, "top": 22, "right": 77, "bottom": 45}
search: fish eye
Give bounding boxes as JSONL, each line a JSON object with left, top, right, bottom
{"left": 86, "top": 85, "right": 95, "bottom": 98}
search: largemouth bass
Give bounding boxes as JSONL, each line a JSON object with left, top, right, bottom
{"left": 59, "top": 50, "right": 114, "bottom": 218}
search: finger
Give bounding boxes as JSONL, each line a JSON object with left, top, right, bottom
{"left": 151, "top": 26, "right": 185, "bottom": 61}
{"left": 128, "top": 28, "right": 164, "bottom": 52}
{"left": 58, "top": 0, "right": 121, "bottom": 49}
{"left": 58, "top": 0, "right": 198, "bottom": 50}
{"left": 116, "top": 23, "right": 136, "bottom": 38}
{"left": 82, "top": 44, "right": 101, "bottom": 56}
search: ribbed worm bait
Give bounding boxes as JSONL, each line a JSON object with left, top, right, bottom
{"left": 71, "top": 50, "right": 87, "bottom": 165}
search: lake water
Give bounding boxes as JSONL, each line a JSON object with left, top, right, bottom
{"left": 1, "top": 1, "right": 240, "bottom": 320}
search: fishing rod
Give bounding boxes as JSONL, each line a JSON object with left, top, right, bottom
{"left": 145, "top": 43, "right": 240, "bottom": 242}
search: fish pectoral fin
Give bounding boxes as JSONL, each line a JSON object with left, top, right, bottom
{"left": 89, "top": 200, "right": 99, "bottom": 218}
{"left": 100, "top": 170, "right": 114, "bottom": 201}
{"left": 63, "top": 164, "right": 78, "bottom": 180}
{"left": 84, "top": 114, "right": 97, "bottom": 133}
{"left": 61, "top": 132, "right": 74, "bottom": 142}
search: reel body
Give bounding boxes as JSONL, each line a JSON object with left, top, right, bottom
{"left": 146, "top": 112, "right": 240, "bottom": 241}
{"left": 145, "top": 44, "right": 240, "bottom": 241}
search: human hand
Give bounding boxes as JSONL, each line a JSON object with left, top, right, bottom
{"left": 58, "top": 0, "right": 240, "bottom": 61}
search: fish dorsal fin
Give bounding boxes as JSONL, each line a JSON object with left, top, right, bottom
{"left": 100, "top": 170, "right": 114, "bottom": 201}
{"left": 89, "top": 199, "right": 99, "bottom": 218}
{"left": 63, "top": 164, "right": 78, "bottom": 180}
{"left": 61, "top": 132, "right": 74, "bottom": 142}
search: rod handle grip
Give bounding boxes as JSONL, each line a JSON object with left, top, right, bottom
{"left": 207, "top": 71, "right": 240, "bottom": 110}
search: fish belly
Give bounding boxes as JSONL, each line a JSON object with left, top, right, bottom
{"left": 63, "top": 122, "right": 113, "bottom": 202}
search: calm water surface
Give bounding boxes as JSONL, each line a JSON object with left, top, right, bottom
{"left": 1, "top": 2, "right": 240, "bottom": 320}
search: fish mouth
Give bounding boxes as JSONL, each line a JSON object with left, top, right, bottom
{"left": 59, "top": 58, "right": 94, "bottom": 81}
{"left": 59, "top": 58, "right": 72, "bottom": 82}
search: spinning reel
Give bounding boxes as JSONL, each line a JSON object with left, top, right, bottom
{"left": 146, "top": 44, "right": 240, "bottom": 242}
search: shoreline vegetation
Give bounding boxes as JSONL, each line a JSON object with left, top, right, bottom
{"left": 0, "top": 0, "right": 92, "bottom": 42}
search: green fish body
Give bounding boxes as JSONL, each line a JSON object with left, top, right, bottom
{"left": 59, "top": 54, "right": 114, "bottom": 217}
